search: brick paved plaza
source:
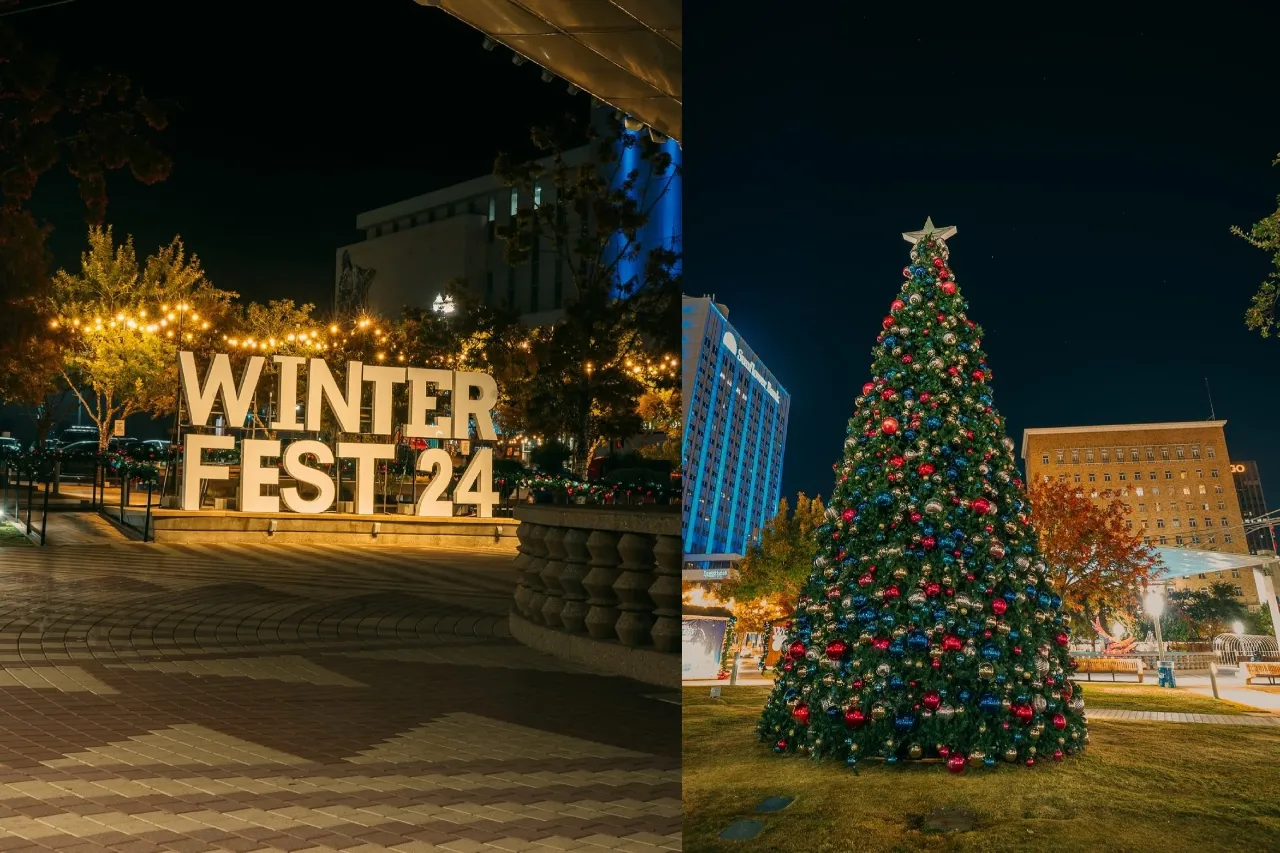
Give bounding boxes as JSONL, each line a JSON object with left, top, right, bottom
{"left": 0, "top": 540, "right": 680, "bottom": 852}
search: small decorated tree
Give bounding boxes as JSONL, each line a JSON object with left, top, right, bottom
{"left": 758, "top": 219, "right": 1087, "bottom": 772}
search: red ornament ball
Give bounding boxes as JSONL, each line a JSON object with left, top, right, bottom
{"left": 791, "top": 703, "right": 811, "bottom": 724}
{"left": 972, "top": 369, "right": 985, "bottom": 382}
{"left": 947, "top": 753, "right": 967, "bottom": 774}
{"left": 787, "top": 641, "right": 806, "bottom": 660}
{"left": 889, "top": 456, "right": 905, "bottom": 468}
{"left": 938, "top": 745, "right": 950, "bottom": 758}
{"left": 844, "top": 707, "right": 867, "bottom": 729}
{"left": 872, "top": 637, "right": 891, "bottom": 651}
{"left": 1052, "top": 713, "right": 1067, "bottom": 731}
{"left": 921, "top": 536, "right": 936, "bottom": 550}
{"left": 1025, "top": 757, "right": 1036, "bottom": 768}
{"left": 862, "top": 382, "right": 875, "bottom": 396}
{"left": 842, "top": 508, "right": 856, "bottom": 523}
{"left": 1054, "top": 631, "right": 1070, "bottom": 647}
{"left": 1013, "top": 704, "right": 1034, "bottom": 725}
{"left": 922, "top": 690, "right": 941, "bottom": 711}
{"left": 933, "top": 257, "right": 944, "bottom": 269}
{"left": 881, "top": 417, "right": 899, "bottom": 435}
{"left": 970, "top": 497, "right": 991, "bottom": 515}
{"left": 825, "top": 639, "right": 849, "bottom": 660}
{"left": 925, "top": 582, "right": 942, "bottom": 598}
{"left": 882, "top": 315, "right": 895, "bottom": 329}
{"left": 940, "top": 281, "right": 957, "bottom": 295}
{"left": 891, "top": 299, "right": 905, "bottom": 311}
{"left": 941, "top": 635, "right": 963, "bottom": 652}
{"left": 918, "top": 462, "right": 935, "bottom": 476}
{"left": 1053, "top": 749, "right": 1064, "bottom": 761}
{"left": 884, "top": 585, "right": 901, "bottom": 600}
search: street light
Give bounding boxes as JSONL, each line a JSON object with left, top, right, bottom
{"left": 432, "top": 294, "right": 455, "bottom": 315}
{"left": 1144, "top": 587, "right": 1165, "bottom": 657}
{"left": 1232, "top": 620, "right": 1245, "bottom": 637}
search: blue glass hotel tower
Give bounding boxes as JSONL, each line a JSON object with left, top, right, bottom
{"left": 682, "top": 296, "right": 790, "bottom": 573}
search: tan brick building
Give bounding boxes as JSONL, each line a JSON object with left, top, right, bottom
{"left": 1020, "top": 421, "right": 1258, "bottom": 607}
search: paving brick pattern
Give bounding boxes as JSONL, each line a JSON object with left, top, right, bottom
{"left": 0, "top": 542, "right": 680, "bottom": 852}
{"left": 1087, "top": 708, "right": 1280, "bottom": 726}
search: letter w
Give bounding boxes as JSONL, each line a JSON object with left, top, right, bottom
{"left": 180, "top": 351, "right": 265, "bottom": 428}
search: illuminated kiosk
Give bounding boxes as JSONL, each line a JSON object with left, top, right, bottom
{"left": 1151, "top": 546, "right": 1280, "bottom": 652}
{"left": 124, "top": 351, "right": 517, "bottom": 550}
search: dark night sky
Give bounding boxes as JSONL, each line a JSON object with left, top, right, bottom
{"left": 686, "top": 5, "right": 1280, "bottom": 511}
{"left": 16, "top": 0, "right": 585, "bottom": 305}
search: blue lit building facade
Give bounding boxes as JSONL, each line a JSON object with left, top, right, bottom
{"left": 682, "top": 296, "right": 790, "bottom": 575}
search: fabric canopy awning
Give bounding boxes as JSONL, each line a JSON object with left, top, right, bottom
{"left": 1152, "top": 547, "right": 1278, "bottom": 581}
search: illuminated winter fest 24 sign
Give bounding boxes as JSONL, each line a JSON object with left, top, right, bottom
{"left": 177, "top": 352, "right": 498, "bottom": 517}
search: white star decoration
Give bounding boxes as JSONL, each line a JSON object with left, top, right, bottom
{"left": 902, "top": 216, "right": 958, "bottom": 244}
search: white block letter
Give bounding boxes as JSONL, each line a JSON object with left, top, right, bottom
{"left": 180, "top": 351, "right": 264, "bottom": 428}
{"left": 404, "top": 368, "right": 453, "bottom": 439}
{"left": 271, "top": 356, "right": 306, "bottom": 430}
{"left": 337, "top": 442, "right": 396, "bottom": 515}
{"left": 306, "top": 358, "right": 363, "bottom": 433}
{"left": 453, "top": 371, "right": 498, "bottom": 440}
{"left": 181, "top": 433, "right": 234, "bottom": 511}
{"left": 281, "top": 440, "right": 336, "bottom": 514}
{"left": 239, "top": 439, "right": 281, "bottom": 513}
{"left": 363, "top": 365, "right": 406, "bottom": 436}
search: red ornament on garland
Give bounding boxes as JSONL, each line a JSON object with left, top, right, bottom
{"left": 940, "top": 281, "right": 957, "bottom": 295}
{"left": 882, "top": 315, "right": 895, "bottom": 329}
{"left": 862, "top": 382, "right": 875, "bottom": 396}
{"left": 925, "top": 582, "right": 942, "bottom": 598}
{"left": 1054, "top": 631, "right": 1070, "bottom": 647}
{"left": 842, "top": 508, "right": 856, "bottom": 523}
{"left": 791, "top": 704, "right": 810, "bottom": 724}
{"left": 990, "top": 598, "right": 1007, "bottom": 615}
{"left": 1012, "top": 704, "right": 1034, "bottom": 725}
{"left": 947, "top": 753, "right": 967, "bottom": 774}
{"left": 970, "top": 497, "right": 991, "bottom": 515}
{"left": 881, "top": 417, "right": 899, "bottom": 435}
{"left": 825, "top": 639, "right": 849, "bottom": 660}
{"left": 917, "top": 462, "right": 935, "bottom": 476}
{"left": 891, "top": 299, "right": 905, "bottom": 311}
{"left": 941, "top": 635, "right": 963, "bottom": 652}
{"left": 1052, "top": 713, "right": 1067, "bottom": 731}
{"left": 1053, "top": 749, "right": 1064, "bottom": 761}
{"left": 933, "top": 257, "right": 944, "bottom": 269}
{"left": 844, "top": 707, "right": 867, "bottom": 728}
{"left": 883, "top": 585, "right": 901, "bottom": 600}
{"left": 787, "top": 640, "right": 806, "bottom": 660}
{"left": 922, "top": 690, "right": 941, "bottom": 711}
{"left": 889, "top": 456, "right": 905, "bottom": 468}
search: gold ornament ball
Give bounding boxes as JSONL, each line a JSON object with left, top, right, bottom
{"left": 908, "top": 743, "right": 923, "bottom": 759}
{"left": 1003, "top": 747, "right": 1018, "bottom": 763}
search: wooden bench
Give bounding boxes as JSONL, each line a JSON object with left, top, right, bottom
{"left": 1072, "top": 657, "right": 1144, "bottom": 683}
{"left": 1244, "top": 661, "right": 1280, "bottom": 685}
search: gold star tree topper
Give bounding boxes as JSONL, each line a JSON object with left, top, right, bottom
{"left": 902, "top": 216, "right": 958, "bottom": 245}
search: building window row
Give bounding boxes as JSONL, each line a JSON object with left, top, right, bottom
{"left": 1042, "top": 444, "right": 1215, "bottom": 466}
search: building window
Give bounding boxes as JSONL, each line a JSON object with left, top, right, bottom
{"left": 1131, "top": 448, "right": 1140, "bottom": 462}
{"left": 1159, "top": 535, "right": 1168, "bottom": 545}
{"left": 1191, "top": 445, "right": 1201, "bottom": 459}
{"left": 1138, "top": 503, "right": 1147, "bottom": 512}
{"left": 1134, "top": 471, "right": 1143, "bottom": 480}
{"left": 1191, "top": 535, "right": 1201, "bottom": 544}
{"left": 533, "top": 183, "right": 542, "bottom": 208}
{"left": 1141, "top": 519, "right": 1150, "bottom": 530}
{"left": 1175, "top": 446, "right": 1185, "bottom": 460}
{"left": 1210, "top": 468, "right": 1220, "bottom": 478}
{"left": 1086, "top": 449, "right": 1095, "bottom": 463}
{"left": 1090, "top": 489, "right": 1099, "bottom": 498}
{"left": 1218, "top": 500, "right": 1226, "bottom": 510}
{"left": 1056, "top": 450, "right": 1064, "bottom": 463}
{"left": 1146, "top": 447, "right": 1155, "bottom": 461}
{"left": 1088, "top": 472, "right": 1096, "bottom": 482}
{"left": 1126, "top": 519, "right": 1133, "bottom": 530}
{"left": 1175, "top": 535, "right": 1184, "bottom": 545}
{"left": 1101, "top": 449, "right": 1110, "bottom": 463}
{"left": 1221, "top": 517, "right": 1229, "bottom": 527}
{"left": 1071, "top": 450, "right": 1080, "bottom": 464}
{"left": 1195, "top": 468, "right": 1203, "bottom": 479}
{"left": 1160, "top": 447, "right": 1170, "bottom": 460}
{"left": 1188, "top": 518, "right": 1197, "bottom": 528}
{"left": 1104, "top": 472, "right": 1112, "bottom": 482}
{"left": 1233, "top": 585, "right": 1243, "bottom": 596}
{"left": 1225, "top": 534, "right": 1234, "bottom": 543}
{"left": 1156, "top": 518, "right": 1165, "bottom": 529}
{"left": 1042, "top": 475, "right": 1050, "bottom": 483}
{"left": 1150, "top": 471, "right": 1157, "bottom": 480}
{"left": 1153, "top": 486, "right": 1161, "bottom": 496}
{"left": 1198, "top": 573, "right": 1207, "bottom": 580}
{"left": 1232, "top": 568, "right": 1240, "bottom": 579}
{"left": 1059, "top": 474, "right": 1066, "bottom": 483}
{"left": 1215, "top": 485, "right": 1223, "bottom": 494}
{"left": 1207, "top": 446, "right": 1216, "bottom": 458}
{"left": 510, "top": 190, "right": 519, "bottom": 216}
{"left": 1073, "top": 473, "right": 1081, "bottom": 483}
{"left": 1143, "top": 537, "right": 1151, "bottom": 545}
{"left": 1165, "top": 471, "right": 1173, "bottom": 480}
{"left": 1204, "top": 517, "right": 1213, "bottom": 527}
{"left": 1179, "top": 470, "right": 1187, "bottom": 480}
{"left": 1041, "top": 454, "right": 1049, "bottom": 465}
{"left": 1119, "top": 472, "right": 1127, "bottom": 481}
{"left": 1136, "top": 487, "right": 1144, "bottom": 496}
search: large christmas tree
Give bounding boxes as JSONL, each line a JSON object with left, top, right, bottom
{"left": 758, "top": 219, "right": 1087, "bottom": 772}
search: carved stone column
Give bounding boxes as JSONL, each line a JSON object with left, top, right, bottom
{"left": 613, "top": 533, "right": 656, "bottom": 647}
{"left": 583, "top": 529, "right": 622, "bottom": 640}
{"left": 512, "top": 521, "right": 535, "bottom": 617}
{"left": 558, "top": 528, "right": 591, "bottom": 634}
{"left": 649, "top": 534, "right": 681, "bottom": 653}
{"left": 539, "top": 526, "right": 568, "bottom": 628}
{"left": 521, "top": 523, "right": 550, "bottom": 623}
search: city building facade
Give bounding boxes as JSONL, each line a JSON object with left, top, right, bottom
{"left": 1233, "top": 460, "right": 1275, "bottom": 554}
{"left": 1021, "top": 421, "right": 1259, "bottom": 606}
{"left": 335, "top": 110, "right": 682, "bottom": 325}
{"left": 682, "top": 295, "right": 790, "bottom": 579}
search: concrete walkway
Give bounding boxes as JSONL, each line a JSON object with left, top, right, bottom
{"left": 1088, "top": 708, "right": 1280, "bottom": 726}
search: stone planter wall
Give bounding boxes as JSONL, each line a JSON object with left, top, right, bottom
{"left": 510, "top": 505, "right": 680, "bottom": 687}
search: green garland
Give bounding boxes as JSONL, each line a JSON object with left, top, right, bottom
{"left": 718, "top": 616, "right": 738, "bottom": 679}
{"left": 515, "top": 472, "right": 679, "bottom": 504}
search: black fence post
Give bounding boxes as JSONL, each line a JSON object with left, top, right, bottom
{"left": 144, "top": 480, "right": 153, "bottom": 542}
{"left": 39, "top": 470, "right": 50, "bottom": 546}
{"left": 25, "top": 468, "right": 34, "bottom": 531}
{"left": 119, "top": 472, "right": 126, "bottom": 524}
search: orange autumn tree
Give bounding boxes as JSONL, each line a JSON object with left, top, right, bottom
{"left": 1028, "top": 480, "right": 1160, "bottom": 645}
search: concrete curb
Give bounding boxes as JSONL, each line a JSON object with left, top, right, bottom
{"left": 508, "top": 610, "right": 679, "bottom": 688}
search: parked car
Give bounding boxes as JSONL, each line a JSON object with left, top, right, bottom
{"left": 58, "top": 426, "right": 98, "bottom": 444}
{"left": 0, "top": 437, "right": 20, "bottom": 454}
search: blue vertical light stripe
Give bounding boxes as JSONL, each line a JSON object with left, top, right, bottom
{"left": 705, "top": 359, "right": 741, "bottom": 554}
{"left": 742, "top": 395, "right": 777, "bottom": 548}
{"left": 754, "top": 399, "right": 781, "bottom": 546}
{"left": 685, "top": 315, "right": 728, "bottom": 555}
{"left": 723, "top": 371, "right": 758, "bottom": 553}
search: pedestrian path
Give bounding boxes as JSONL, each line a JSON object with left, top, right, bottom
{"left": 1088, "top": 708, "right": 1280, "bottom": 726}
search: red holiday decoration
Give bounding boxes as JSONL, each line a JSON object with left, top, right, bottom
{"left": 881, "top": 417, "right": 899, "bottom": 435}
{"left": 1054, "top": 631, "right": 1070, "bottom": 647}
{"left": 787, "top": 641, "right": 806, "bottom": 660}
{"left": 925, "top": 582, "right": 942, "bottom": 598}
{"left": 882, "top": 315, "right": 895, "bottom": 329}
{"left": 922, "top": 690, "right": 941, "bottom": 711}
{"left": 970, "top": 497, "right": 991, "bottom": 515}
{"left": 917, "top": 462, "right": 935, "bottom": 476}
{"left": 1053, "top": 749, "right": 1064, "bottom": 761}
{"left": 932, "top": 257, "right": 944, "bottom": 269}
{"left": 921, "top": 536, "right": 936, "bottom": 550}
{"left": 1012, "top": 704, "right": 1034, "bottom": 725}
{"left": 947, "top": 753, "right": 967, "bottom": 774}
{"left": 1052, "top": 713, "right": 1067, "bottom": 731}
{"left": 940, "top": 281, "right": 957, "bottom": 294}
{"left": 862, "top": 382, "right": 875, "bottom": 396}
{"left": 792, "top": 704, "right": 810, "bottom": 724}
{"left": 889, "top": 456, "right": 905, "bottom": 468}
{"left": 825, "top": 639, "right": 849, "bottom": 660}
{"left": 842, "top": 508, "right": 857, "bottom": 523}
{"left": 941, "top": 635, "right": 963, "bottom": 652}
{"left": 883, "top": 585, "right": 901, "bottom": 600}
{"left": 844, "top": 707, "right": 867, "bottom": 728}
{"left": 891, "top": 299, "right": 905, "bottom": 311}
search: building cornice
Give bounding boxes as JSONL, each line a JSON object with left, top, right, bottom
{"left": 1020, "top": 421, "right": 1228, "bottom": 460}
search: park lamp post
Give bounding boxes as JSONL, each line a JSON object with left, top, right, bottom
{"left": 1144, "top": 587, "right": 1165, "bottom": 657}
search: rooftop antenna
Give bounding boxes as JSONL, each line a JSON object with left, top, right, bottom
{"left": 1205, "top": 377, "right": 1216, "bottom": 420}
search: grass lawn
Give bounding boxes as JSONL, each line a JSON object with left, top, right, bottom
{"left": 1080, "top": 684, "right": 1258, "bottom": 715}
{"left": 683, "top": 686, "right": 1280, "bottom": 853}
{"left": 0, "top": 523, "right": 31, "bottom": 547}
